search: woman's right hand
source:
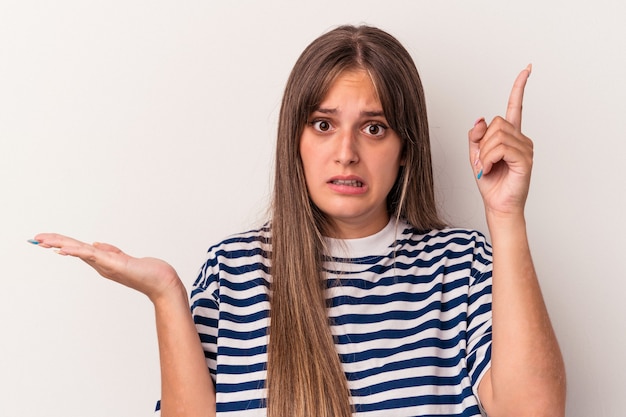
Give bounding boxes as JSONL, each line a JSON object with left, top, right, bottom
{"left": 33, "top": 233, "right": 218, "bottom": 415}
{"left": 32, "top": 233, "right": 182, "bottom": 304}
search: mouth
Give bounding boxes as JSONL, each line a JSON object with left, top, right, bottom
{"left": 327, "top": 176, "right": 368, "bottom": 195}
{"left": 330, "top": 179, "right": 363, "bottom": 187}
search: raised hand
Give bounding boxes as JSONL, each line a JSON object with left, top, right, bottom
{"left": 30, "top": 233, "right": 181, "bottom": 303}
{"left": 469, "top": 65, "right": 534, "bottom": 217}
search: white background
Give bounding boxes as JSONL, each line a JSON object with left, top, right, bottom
{"left": 1, "top": 1, "right": 624, "bottom": 416}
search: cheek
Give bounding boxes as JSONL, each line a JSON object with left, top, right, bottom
{"left": 299, "top": 138, "right": 328, "bottom": 178}
{"left": 299, "top": 134, "right": 313, "bottom": 162}
{"left": 384, "top": 166, "right": 402, "bottom": 190}
{"left": 380, "top": 148, "right": 403, "bottom": 181}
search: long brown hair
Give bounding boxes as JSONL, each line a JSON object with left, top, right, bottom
{"left": 269, "top": 25, "right": 445, "bottom": 417}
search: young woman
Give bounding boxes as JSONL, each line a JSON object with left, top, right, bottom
{"left": 32, "top": 25, "right": 566, "bottom": 417}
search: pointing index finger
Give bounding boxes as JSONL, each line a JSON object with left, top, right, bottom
{"left": 506, "top": 64, "right": 532, "bottom": 130}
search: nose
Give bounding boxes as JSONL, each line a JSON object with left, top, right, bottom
{"left": 335, "top": 129, "right": 359, "bottom": 166}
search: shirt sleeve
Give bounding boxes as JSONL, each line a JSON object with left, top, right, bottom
{"left": 465, "top": 231, "right": 493, "bottom": 407}
{"left": 189, "top": 247, "right": 222, "bottom": 380}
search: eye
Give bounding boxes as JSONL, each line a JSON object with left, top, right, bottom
{"left": 363, "top": 122, "right": 387, "bottom": 137}
{"left": 310, "top": 119, "right": 333, "bottom": 133}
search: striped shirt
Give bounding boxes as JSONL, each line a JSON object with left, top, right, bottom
{"left": 157, "top": 219, "right": 493, "bottom": 416}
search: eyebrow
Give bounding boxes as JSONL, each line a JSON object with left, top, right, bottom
{"left": 314, "top": 107, "right": 386, "bottom": 118}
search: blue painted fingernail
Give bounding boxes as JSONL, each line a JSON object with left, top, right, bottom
{"left": 27, "top": 239, "right": 40, "bottom": 245}
{"left": 476, "top": 169, "right": 483, "bottom": 180}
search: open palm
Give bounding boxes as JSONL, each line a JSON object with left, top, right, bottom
{"left": 32, "top": 233, "right": 180, "bottom": 303}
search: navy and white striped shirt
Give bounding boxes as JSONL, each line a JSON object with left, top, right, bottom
{"left": 158, "top": 219, "right": 493, "bottom": 416}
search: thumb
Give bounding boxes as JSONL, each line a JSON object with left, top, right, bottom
{"left": 93, "top": 241, "right": 124, "bottom": 254}
{"left": 468, "top": 117, "right": 487, "bottom": 165}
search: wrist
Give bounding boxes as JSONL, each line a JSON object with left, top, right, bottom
{"left": 149, "top": 277, "right": 188, "bottom": 309}
{"left": 485, "top": 208, "right": 528, "bottom": 242}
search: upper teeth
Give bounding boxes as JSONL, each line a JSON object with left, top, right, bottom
{"left": 333, "top": 179, "right": 362, "bottom": 187}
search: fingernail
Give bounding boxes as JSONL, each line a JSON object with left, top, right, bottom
{"left": 474, "top": 150, "right": 480, "bottom": 166}
{"left": 27, "top": 239, "right": 40, "bottom": 245}
{"left": 474, "top": 117, "right": 485, "bottom": 127}
{"left": 477, "top": 169, "right": 483, "bottom": 180}
{"left": 526, "top": 63, "right": 532, "bottom": 76}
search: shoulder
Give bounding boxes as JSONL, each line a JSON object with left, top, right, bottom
{"left": 204, "top": 224, "right": 272, "bottom": 258}
{"left": 396, "top": 223, "right": 493, "bottom": 287}
{"left": 193, "top": 225, "right": 272, "bottom": 290}
{"left": 398, "top": 221, "right": 490, "bottom": 251}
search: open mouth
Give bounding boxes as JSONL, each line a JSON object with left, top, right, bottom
{"left": 330, "top": 179, "right": 363, "bottom": 187}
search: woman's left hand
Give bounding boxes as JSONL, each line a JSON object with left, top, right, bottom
{"left": 469, "top": 65, "right": 534, "bottom": 217}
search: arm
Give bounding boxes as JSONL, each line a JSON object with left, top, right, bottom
{"left": 469, "top": 67, "right": 566, "bottom": 416}
{"left": 31, "top": 235, "right": 216, "bottom": 417}
{"left": 153, "top": 279, "right": 216, "bottom": 417}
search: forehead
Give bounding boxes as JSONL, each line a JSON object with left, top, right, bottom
{"left": 318, "top": 69, "right": 382, "bottom": 109}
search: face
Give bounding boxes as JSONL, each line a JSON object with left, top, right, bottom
{"left": 299, "top": 69, "right": 403, "bottom": 239}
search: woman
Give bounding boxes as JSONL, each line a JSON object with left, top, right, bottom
{"left": 32, "top": 25, "right": 566, "bottom": 416}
